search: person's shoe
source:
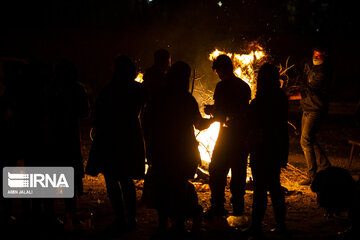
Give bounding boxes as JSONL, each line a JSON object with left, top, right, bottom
{"left": 299, "top": 178, "right": 313, "bottom": 185}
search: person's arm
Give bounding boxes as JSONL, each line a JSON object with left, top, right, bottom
{"left": 194, "top": 113, "right": 213, "bottom": 131}
{"left": 191, "top": 96, "right": 213, "bottom": 130}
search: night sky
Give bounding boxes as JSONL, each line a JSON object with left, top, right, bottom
{"left": 1, "top": 0, "right": 359, "bottom": 98}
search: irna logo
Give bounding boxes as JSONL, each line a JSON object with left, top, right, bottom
{"left": 8, "top": 172, "right": 69, "bottom": 188}
{"left": 3, "top": 167, "right": 74, "bottom": 198}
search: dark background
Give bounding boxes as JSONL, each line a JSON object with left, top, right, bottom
{"left": 1, "top": 2, "right": 360, "bottom": 239}
{"left": 1, "top": 0, "right": 359, "bottom": 101}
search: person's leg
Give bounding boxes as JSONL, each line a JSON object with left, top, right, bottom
{"left": 314, "top": 142, "right": 331, "bottom": 171}
{"left": 119, "top": 177, "right": 137, "bottom": 228}
{"left": 268, "top": 172, "right": 286, "bottom": 231}
{"left": 229, "top": 150, "right": 248, "bottom": 216}
{"left": 154, "top": 179, "right": 169, "bottom": 232}
{"left": 157, "top": 208, "right": 168, "bottom": 232}
{"left": 250, "top": 172, "right": 267, "bottom": 232}
{"left": 208, "top": 159, "right": 229, "bottom": 215}
{"left": 300, "top": 111, "right": 320, "bottom": 182}
{"left": 171, "top": 185, "right": 186, "bottom": 233}
{"left": 104, "top": 174, "right": 126, "bottom": 226}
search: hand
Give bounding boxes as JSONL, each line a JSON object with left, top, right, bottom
{"left": 204, "top": 104, "right": 214, "bottom": 115}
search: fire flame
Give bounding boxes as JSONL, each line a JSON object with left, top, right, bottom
{"left": 195, "top": 121, "right": 220, "bottom": 166}
{"left": 208, "top": 44, "right": 266, "bottom": 99}
{"left": 135, "top": 72, "right": 144, "bottom": 83}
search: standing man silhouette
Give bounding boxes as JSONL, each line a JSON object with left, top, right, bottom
{"left": 204, "top": 54, "right": 251, "bottom": 217}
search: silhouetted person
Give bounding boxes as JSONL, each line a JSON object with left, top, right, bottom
{"left": 247, "top": 63, "right": 288, "bottom": 236}
{"left": 17, "top": 61, "right": 64, "bottom": 232}
{"left": 293, "top": 46, "right": 332, "bottom": 185}
{"left": 44, "top": 58, "right": 89, "bottom": 229}
{"left": 141, "top": 49, "right": 171, "bottom": 166}
{"left": 204, "top": 54, "right": 251, "bottom": 217}
{"left": 91, "top": 55, "right": 145, "bottom": 233}
{"left": 143, "top": 49, "right": 170, "bottom": 101}
{"left": 311, "top": 167, "right": 359, "bottom": 239}
{"left": 145, "top": 61, "right": 211, "bottom": 234}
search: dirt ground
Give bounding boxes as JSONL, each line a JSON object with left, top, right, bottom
{"left": 69, "top": 155, "right": 358, "bottom": 240}
{"left": 4, "top": 114, "right": 360, "bottom": 240}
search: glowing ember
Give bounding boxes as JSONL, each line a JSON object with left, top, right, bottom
{"left": 135, "top": 72, "right": 144, "bottom": 83}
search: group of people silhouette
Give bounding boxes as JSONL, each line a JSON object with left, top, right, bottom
{"left": 85, "top": 49, "right": 289, "bottom": 238}
{"left": 0, "top": 49, "right": 289, "bottom": 238}
{"left": 1, "top": 48, "right": 358, "bottom": 240}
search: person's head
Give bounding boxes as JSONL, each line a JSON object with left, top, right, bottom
{"left": 212, "top": 54, "right": 234, "bottom": 81}
{"left": 113, "top": 55, "right": 136, "bottom": 83}
{"left": 256, "top": 62, "right": 280, "bottom": 95}
{"left": 312, "top": 46, "right": 328, "bottom": 66}
{"left": 166, "top": 61, "right": 191, "bottom": 92}
{"left": 154, "top": 49, "right": 171, "bottom": 72}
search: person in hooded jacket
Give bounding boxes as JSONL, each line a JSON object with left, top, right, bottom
{"left": 248, "top": 63, "right": 289, "bottom": 236}
{"left": 145, "top": 61, "right": 212, "bottom": 234}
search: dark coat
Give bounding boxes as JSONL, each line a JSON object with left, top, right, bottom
{"left": 213, "top": 76, "right": 251, "bottom": 127}
{"left": 211, "top": 76, "right": 251, "bottom": 159}
{"left": 249, "top": 88, "right": 289, "bottom": 173}
{"left": 300, "top": 61, "right": 331, "bottom": 113}
{"left": 91, "top": 80, "right": 145, "bottom": 179}
{"left": 143, "top": 65, "right": 167, "bottom": 101}
{"left": 44, "top": 81, "right": 90, "bottom": 173}
{"left": 146, "top": 90, "right": 208, "bottom": 180}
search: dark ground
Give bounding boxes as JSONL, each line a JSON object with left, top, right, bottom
{"left": 4, "top": 114, "right": 360, "bottom": 240}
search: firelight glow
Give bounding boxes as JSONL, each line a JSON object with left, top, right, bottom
{"left": 135, "top": 72, "right": 144, "bottom": 83}
{"left": 209, "top": 45, "right": 266, "bottom": 99}
{"left": 136, "top": 44, "right": 267, "bottom": 180}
